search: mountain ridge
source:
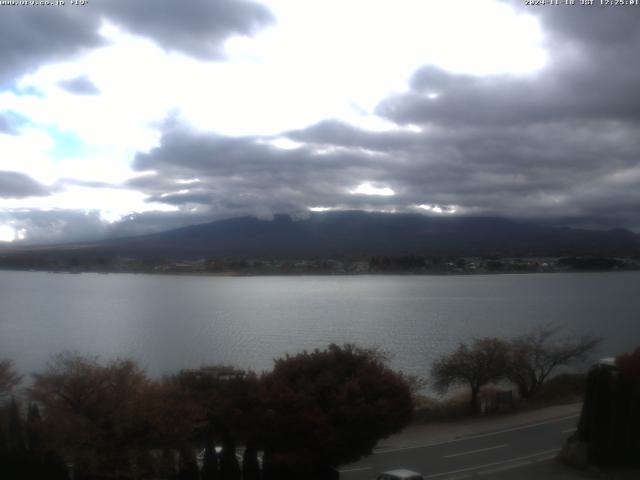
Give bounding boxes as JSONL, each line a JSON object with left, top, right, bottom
{"left": 5, "top": 211, "right": 639, "bottom": 260}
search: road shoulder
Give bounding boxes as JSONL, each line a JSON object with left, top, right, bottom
{"left": 375, "top": 403, "right": 582, "bottom": 452}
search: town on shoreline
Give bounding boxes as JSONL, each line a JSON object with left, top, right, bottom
{"left": 0, "top": 253, "right": 638, "bottom": 276}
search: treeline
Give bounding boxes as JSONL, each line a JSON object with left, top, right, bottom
{"left": 0, "top": 328, "right": 603, "bottom": 479}
{"left": 0, "top": 345, "right": 413, "bottom": 480}
{"left": 430, "top": 326, "right": 600, "bottom": 413}
{"left": 1, "top": 253, "right": 639, "bottom": 275}
{"left": 563, "top": 346, "right": 640, "bottom": 469}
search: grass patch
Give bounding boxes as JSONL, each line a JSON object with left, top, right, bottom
{"left": 412, "top": 374, "right": 587, "bottom": 423}
{"left": 412, "top": 391, "right": 471, "bottom": 423}
{"left": 526, "top": 373, "right": 586, "bottom": 407}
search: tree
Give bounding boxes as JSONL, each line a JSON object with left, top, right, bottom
{"left": 175, "top": 365, "right": 264, "bottom": 443}
{"left": 242, "top": 441, "right": 260, "bottom": 480}
{"left": 138, "top": 375, "right": 201, "bottom": 451}
{"left": 261, "top": 343, "right": 413, "bottom": 474}
{"left": 431, "top": 338, "right": 510, "bottom": 413}
{"left": 28, "top": 352, "right": 151, "bottom": 479}
{"left": 26, "top": 403, "right": 42, "bottom": 452}
{"left": 616, "top": 345, "right": 640, "bottom": 385}
{"left": 1, "top": 399, "right": 27, "bottom": 480}
{"left": 177, "top": 446, "right": 199, "bottom": 480}
{"left": 0, "top": 360, "right": 22, "bottom": 402}
{"left": 7, "top": 398, "right": 26, "bottom": 453}
{"left": 219, "top": 432, "right": 241, "bottom": 480}
{"left": 575, "top": 346, "right": 640, "bottom": 467}
{"left": 200, "top": 443, "right": 219, "bottom": 480}
{"left": 507, "top": 326, "right": 600, "bottom": 399}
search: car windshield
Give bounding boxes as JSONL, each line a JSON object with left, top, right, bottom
{"left": 378, "top": 474, "right": 423, "bottom": 480}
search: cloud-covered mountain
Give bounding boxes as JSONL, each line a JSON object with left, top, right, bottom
{"left": 19, "top": 211, "right": 640, "bottom": 260}
{"left": 2, "top": 2, "right": 640, "bottom": 243}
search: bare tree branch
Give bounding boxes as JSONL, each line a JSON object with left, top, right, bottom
{"left": 431, "top": 338, "right": 510, "bottom": 413}
{"left": 0, "top": 359, "right": 22, "bottom": 401}
{"left": 507, "top": 325, "right": 600, "bottom": 399}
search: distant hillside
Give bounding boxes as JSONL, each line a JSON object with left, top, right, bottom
{"left": 8, "top": 211, "right": 640, "bottom": 260}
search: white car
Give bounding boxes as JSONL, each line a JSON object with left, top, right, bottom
{"left": 376, "top": 469, "right": 424, "bottom": 480}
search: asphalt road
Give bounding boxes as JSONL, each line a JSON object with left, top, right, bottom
{"left": 339, "top": 414, "right": 580, "bottom": 480}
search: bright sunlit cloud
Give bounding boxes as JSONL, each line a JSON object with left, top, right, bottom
{"left": 223, "top": 0, "right": 545, "bottom": 130}
{"left": 2, "top": 0, "right": 546, "bottom": 142}
{"left": 0, "top": 186, "right": 177, "bottom": 224}
{"left": 417, "top": 204, "right": 458, "bottom": 214}
{"left": 309, "top": 206, "right": 334, "bottom": 212}
{"left": 351, "top": 183, "right": 395, "bottom": 197}
{"left": 0, "top": 0, "right": 549, "bottom": 240}
{"left": 261, "top": 137, "right": 303, "bottom": 150}
{"left": 0, "top": 224, "right": 16, "bottom": 242}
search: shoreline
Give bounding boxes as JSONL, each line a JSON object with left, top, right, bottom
{"left": 1, "top": 267, "right": 639, "bottom": 278}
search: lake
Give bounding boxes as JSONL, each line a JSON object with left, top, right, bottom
{"left": 1, "top": 271, "right": 639, "bottom": 380}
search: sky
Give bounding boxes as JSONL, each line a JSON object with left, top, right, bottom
{"left": 0, "top": 0, "right": 639, "bottom": 244}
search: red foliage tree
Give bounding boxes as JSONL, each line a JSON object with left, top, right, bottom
{"left": 28, "top": 352, "right": 152, "bottom": 478}
{"left": 616, "top": 346, "right": 640, "bottom": 385}
{"left": 261, "top": 344, "right": 413, "bottom": 472}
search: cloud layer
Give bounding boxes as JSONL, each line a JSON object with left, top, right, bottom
{"left": 1, "top": 2, "right": 640, "bottom": 243}
{"left": 0, "top": 0, "right": 273, "bottom": 85}
{"left": 0, "top": 170, "right": 50, "bottom": 199}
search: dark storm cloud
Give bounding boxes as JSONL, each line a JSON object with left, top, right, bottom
{"left": 0, "top": 209, "right": 109, "bottom": 244}
{"left": 76, "top": 2, "right": 640, "bottom": 234}
{"left": 101, "top": 0, "right": 274, "bottom": 60}
{"left": 0, "top": 9, "right": 101, "bottom": 86}
{"left": 378, "top": 4, "right": 640, "bottom": 128}
{"left": 107, "top": 210, "right": 217, "bottom": 238}
{"left": 124, "top": 91, "right": 640, "bottom": 230}
{"left": 287, "top": 119, "right": 421, "bottom": 153}
{"left": 146, "top": 192, "right": 213, "bottom": 206}
{"left": 58, "top": 75, "right": 100, "bottom": 95}
{"left": 6, "top": 1, "right": 640, "bottom": 242}
{"left": 350, "top": 3, "right": 640, "bottom": 230}
{"left": 0, "top": 0, "right": 273, "bottom": 85}
{"left": 0, "top": 171, "right": 50, "bottom": 199}
{"left": 127, "top": 124, "right": 411, "bottom": 220}
{"left": 131, "top": 128, "right": 379, "bottom": 187}
{"left": 377, "top": 57, "right": 640, "bottom": 127}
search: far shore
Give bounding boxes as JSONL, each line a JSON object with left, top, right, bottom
{"left": 1, "top": 265, "right": 639, "bottom": 278}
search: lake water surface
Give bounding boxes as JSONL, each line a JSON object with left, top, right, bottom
{"left": 1, "top": 271, "right": 639, "bottom": 379}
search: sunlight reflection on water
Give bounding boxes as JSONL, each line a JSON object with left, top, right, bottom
{"left": 1, "top": 271, "right": 638, "bottom": 381}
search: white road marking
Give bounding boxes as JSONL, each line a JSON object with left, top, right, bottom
{"left": 443, "top": 443, "right": 508, "bottom": 458}
{"left": 534, "top": 454, "right": 558, "bottom": 463}
{"left": 478, "top": 460, "right": 531, "bottom": 475}
{"left": 338, "top": 466, "right": 372, "bottom": 473}
{"left": 562, "top": 427, "right": 576, "bottom": 434}
{"left": 421, "top": 448, "right": 561, "bottom": 479}
{"left": 375, "top": 414, "right": 578, "bottom": 454}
